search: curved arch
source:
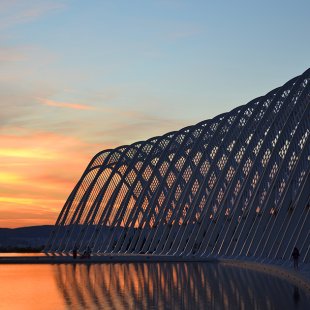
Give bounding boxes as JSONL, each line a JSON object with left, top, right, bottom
{"left": 46, "top": 68, "right": 310, "bottom": 263}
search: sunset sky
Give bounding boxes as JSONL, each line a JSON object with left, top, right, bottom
{"left": 1, "top": 0, "right": 309, "bottom": 228}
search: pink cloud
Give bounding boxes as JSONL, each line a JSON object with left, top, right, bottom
{"left": 37, "top": 97, "right": 95, "bottom": 110}
{"left": 0, "top": 47, "right": 26, "bottom": 62}
{"left": 0, "top": 1, "right": 66, "bottom": 30}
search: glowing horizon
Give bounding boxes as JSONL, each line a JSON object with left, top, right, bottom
{"left": 0, "top": 129, "right": 104, "bottom": 227}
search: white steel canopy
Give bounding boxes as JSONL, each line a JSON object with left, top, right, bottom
{"left": 45, "top": 69, "right": 310, "bottom": 263}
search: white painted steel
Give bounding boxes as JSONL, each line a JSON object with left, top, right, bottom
{"left": 45, "top": 69, "right": 310, "bottom": 263}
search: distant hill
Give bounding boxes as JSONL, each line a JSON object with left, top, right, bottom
{"left": 0, "top": 225, "right": 54, "bottom": 251}
{"left": 0, "top": 225, "right": 132, "bottom": 252}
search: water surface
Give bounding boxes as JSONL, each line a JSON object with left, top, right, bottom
{"left": 0, "top": 262, "right": 309, "bottom": 309}
{"left": 0, "top": 252, "right": 46, "bottom": 257}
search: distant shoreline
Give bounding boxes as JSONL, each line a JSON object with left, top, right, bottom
{"left": 0, "top": 246, "right": 44, "bottom": 253}
{"left": 0, "top": 225, "right": 53, "bottom": 252}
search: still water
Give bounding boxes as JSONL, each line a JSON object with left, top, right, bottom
{"left": 0, "top": 262, "right": 309, "bottom": 310}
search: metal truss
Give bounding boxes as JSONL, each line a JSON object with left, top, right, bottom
{"left": 45, "top": 69, "right": 310, "bottom": 263}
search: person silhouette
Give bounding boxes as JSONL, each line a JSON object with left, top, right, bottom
{"left": 291, "top": 247, "right": 300, "bottom": 270}
{"left": 73, "top": 245, "right": 78, "bottom": 259}
{"left": 86, "top": 246, "right": 91, "bottom": 259}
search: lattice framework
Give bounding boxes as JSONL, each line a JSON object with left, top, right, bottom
{"left": 46, "top": 69, "right": 310, "bottom": 263}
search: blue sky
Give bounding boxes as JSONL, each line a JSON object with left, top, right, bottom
{"left": 0, "top": 0, "right": 309, "bottom": 227}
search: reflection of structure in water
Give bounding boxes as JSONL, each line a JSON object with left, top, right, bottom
{"left": 53, "top": 263, "right": 310, "bottom": 309}
{"left": 293, "top": 286, "right": 300, "bottom": 305}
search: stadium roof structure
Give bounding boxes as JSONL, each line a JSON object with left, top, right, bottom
{"left": 45, "top": 69, "right": 310, "bottom": 263}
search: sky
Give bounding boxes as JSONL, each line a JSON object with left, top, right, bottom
{"left": 1, "top": 0, "right": 309, "bottom": 228}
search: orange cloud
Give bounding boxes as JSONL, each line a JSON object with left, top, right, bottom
{"left": 37, "top": 97, "right": 95, "bottom": 110}
{"left": 0, "top": 129, "right": 106, "bottom": 228}
{"left": 0, "top": 172, "right": 21, "bottom": 184}
{"left": 0, "top": 148, "right": 56, "bottom": 159}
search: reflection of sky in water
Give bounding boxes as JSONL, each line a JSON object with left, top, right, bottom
{"left": 1, "top": 263, "right": 310, "bottom": 309}
{"left": 0, "top": 252, "right": 47, "bottom": 257}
